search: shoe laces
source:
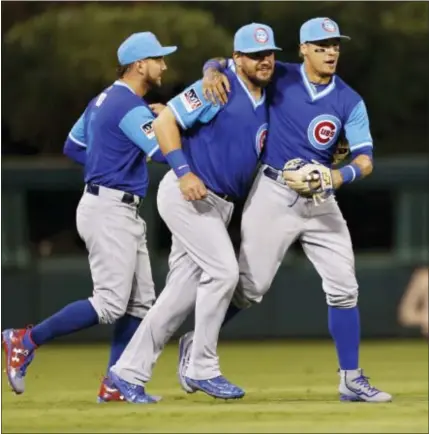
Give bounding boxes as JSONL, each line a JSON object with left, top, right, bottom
{"left": 214, "top": 376, "right": 239, "bottom": 389}
{"left": 210, "top": 375, "right": 227, "bottom": 384}
{"left": 127, "top": 382, "right": 144, "bottom": 394}
{"left": 352, "top": 374, "right": 380, "bottom": 394}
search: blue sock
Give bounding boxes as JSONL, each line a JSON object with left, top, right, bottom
{"left": 328, "top": 306, "right": 360, "bottom": 370}
{"left": 106, "top": 314, "right": 141, "bottom": 372}
{"left": 23, "top": 300, "right": 99, "bottom": 350}
{"left": 222, "top": 303, "right": 241, "bottom": 327}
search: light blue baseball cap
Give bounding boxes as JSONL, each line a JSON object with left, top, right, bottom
{"left": 234, "top": 23, "right": 282, "bottom": 53}
{"left": 117, "top": 32, "right": 177, "bottom": 65}
{"left": 300, "top": 18, "right": 351, "bottom": 44}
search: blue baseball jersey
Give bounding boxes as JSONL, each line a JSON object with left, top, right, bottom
{"left": 168, "top": 68, "right": 268, "bottom": 198}
{"left": 262, "top": 62, "right": 373, "bottom": 170}
{"left": 66, "top": 81, "right": 161, "bottom": 197}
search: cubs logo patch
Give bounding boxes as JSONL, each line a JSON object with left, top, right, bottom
{"left": 180, "top": 88, "right": 203, "bottom": 113}
{"left": 254, "top": 28, "right": 269, "bottom": 44}
{"left": 141, "top": 121, "right": 155, "bottom": 140}
{"left": 307, "top": 115, "right": 341, "bottom": 150}
{"left": 255, "top": 123, "right": 268, "bottom": 156}
{"left": 322, "top": 19, "right": 336, "bottom": 33}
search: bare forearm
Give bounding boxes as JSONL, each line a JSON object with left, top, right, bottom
{"left": 333, "top": 154, "right": 373, "bottom": 188}
{"left": 152, "top": 107, "right": 183, "bottom": 155}
{"left": 350, "top": 154, "right": 373, "bottom": 178}
{"left": 152, "top": 107, "right": 191, "bottom": 178}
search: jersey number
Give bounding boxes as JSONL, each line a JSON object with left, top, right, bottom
{"left": 95, "top": 92, "right": 107, "bottom": 107}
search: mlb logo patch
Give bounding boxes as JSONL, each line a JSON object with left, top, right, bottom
{"left": 180, "top": 88, "right": 203, "bottom": 113}
{"left": 141, "top": 121, "right": 155, "bottom": 140}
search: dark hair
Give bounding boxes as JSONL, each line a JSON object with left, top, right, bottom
{"left": 116, "top": 63, "right": 133, "bottom": 78}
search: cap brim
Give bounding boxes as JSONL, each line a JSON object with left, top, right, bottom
{"left": 158, "top": 46, "right": 177, "bottom": 56}
{"left": 238, "top": 46, "right": 282, "bottom": 53}
{"left": 304, "top": 35, "right": 351, "bottom": 43}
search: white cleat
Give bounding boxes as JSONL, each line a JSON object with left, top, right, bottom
{"left": 177, "top": 331, "right": 196, "bottom": 393}
{"left": 339, "top": 368, "right": 392, "bottom": 402}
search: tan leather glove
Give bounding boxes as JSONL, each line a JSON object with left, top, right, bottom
{"left": 332, "top": 138, "right": 350, "bottom": 167}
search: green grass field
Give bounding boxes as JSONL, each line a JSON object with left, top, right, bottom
{"left": 2, "top": 340, "right": 428, "bottom": 433}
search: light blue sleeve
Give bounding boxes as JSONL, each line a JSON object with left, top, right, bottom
{"left": 118, "top": 106, "right": 159, "bottom": 156}
{"left": 344, "top": 100, "right": 373, "bottom": 152}
{"left": 167, "top": 80, "right": 222, "bottom": 130}
{"left": 68, "top": 113, "right": 87, "bottom": 147}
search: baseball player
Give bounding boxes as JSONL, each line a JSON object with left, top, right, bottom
{"left": 178, "top": 17, "right": 392, "bottom": 403}
{"left": 2, "top": 32, "right": 177, "bottom": 403}
{"left": 107, "top": 23, "right": 279, "bottom": 403}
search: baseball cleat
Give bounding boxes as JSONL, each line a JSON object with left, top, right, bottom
{"left": 184, "top": 375, "right": 245, "bottom": 399}
{"left": 178, "top": 331, "right": 196, "bottom": 393}
{"left": 108, "top": 370, "right": 161, "bottom": 404}
{"left": 339, "top": 368, "right": 392, "bottom": 402}
{"left": 2, "top": 328, "right": 35, "bottom": 394}
{"left": 97, "top": 376, "right": 125, "bottom": 403}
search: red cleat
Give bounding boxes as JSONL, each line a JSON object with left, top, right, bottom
{"left": 97, "top": 376, "right": 125, "bottom": 403}
{"left": 2, "top": 328, "right": 35, "bottom": 394}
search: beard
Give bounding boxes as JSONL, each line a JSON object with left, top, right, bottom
{"left": 142, "top": 74, "right": 162, "bottom": 90}
{"left": 245, "top": 70, "right": 273, "bottom": 88}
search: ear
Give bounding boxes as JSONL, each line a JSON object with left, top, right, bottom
{"left": 232, "top": 51, "right": 242, "bottom": 68}
{"left": 136, "top": 59, "right": 148, "bottom": 76}
{"left": 299, "top": 43, "right": 307, "bottom": 57}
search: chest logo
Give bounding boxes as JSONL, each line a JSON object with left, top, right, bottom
{"left": 307, "top": 114, "right": 341, "bottom": 150}
{"left": 255, "top": 123, "right": 268, "bottom": 157}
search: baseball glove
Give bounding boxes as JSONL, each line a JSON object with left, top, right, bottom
{"left": 282, "top": 158, "right": 334, "bottom": 204}
{"left": 332, "top": 137, "right": 350, "bottom": 166}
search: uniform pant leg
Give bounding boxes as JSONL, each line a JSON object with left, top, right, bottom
{"left": 159, "top": 171, "right": 238, "bottom": 380}
{"left": 112, "top": 235, "right": 201, "bottom": 384}
{"left": 235, "top": 170, "right": 304, "bottom": 307}
{"left": 300, "top": 198, "right": 359, "bottom": 308}
{"left": 126, "top": 216, "right": 156, "bottom": 319}
{"left": 77, "top": 193, "right": 140, "bottom": 324}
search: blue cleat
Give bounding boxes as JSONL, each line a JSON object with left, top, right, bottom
{"left": 178, "top": 332, "right": 196, "bottom": 393}
{"left": 185, "top": 375, "right": 245, "bottom": 399}
{"left": 108, "top": 370, "right": 161, "bottom": 404}
{"left": 2, "top": 328, "right": 35, "bottom": 394}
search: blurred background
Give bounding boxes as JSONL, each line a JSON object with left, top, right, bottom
{"left": 2, "top": 1, "right": 429, "bottom": 342}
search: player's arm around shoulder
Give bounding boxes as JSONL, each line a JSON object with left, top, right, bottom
{"left": 202, "top": 58, "right": 231, "bottom": 105}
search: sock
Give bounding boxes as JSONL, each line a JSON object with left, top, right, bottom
{"left": 23, "top": 300, "right": 99, "bottom": 350}
{"left": 328, "top": 306, "right": 360, "bottom": 371}
{"left": 221, "top": 303, "right": 241, "bottom": 327}
{"left": 106, "top": 314, "right": 141, "bottom": 372}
